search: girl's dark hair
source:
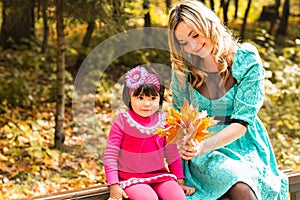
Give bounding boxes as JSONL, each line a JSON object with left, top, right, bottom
{"left": 122, "top": 68, "right": 165, "bottom": 110}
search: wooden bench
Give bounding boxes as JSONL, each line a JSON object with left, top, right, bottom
{"left": 29, "top": 170, "right": 300, "bottom": 200}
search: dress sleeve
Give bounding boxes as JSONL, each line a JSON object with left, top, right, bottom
{"left": 231, "top": 43, "right": 265, "bottom": 125}
{"left": 103, "top": 114, "right": 123, "bottom": 185}
{"left": 171, "top": 68, "right": 190, "bottom": 111}
{"left": 164, "top": 143, "right": 184, "bottom": 179}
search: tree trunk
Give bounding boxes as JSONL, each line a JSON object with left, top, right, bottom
{"left": 234, "top": 0, "right": 238, "bottom": 19}
{"left": 70, "top": 21, "right": 96, "bottom": 78}
{"left": 82, "top": 21, "right": 95, "bottom": 48}
{"left": 240, "top": 0, "right": 252, "bottom": 40}
{"left": 222, "top": 0, "right": 230, "bottom": 25}
{"left": 41, "top": 0, "right": 49, "bottom": 53}
{"left": 0, "top": 0, "right": 35, "bottom": 49}
{"left": 209, "top": 0, "right": 215, "bottom": 11}
{"left": 54, "top": 0, "right": 65, "bottom": 151}
{"left": 143, "top": 0, "right": 151, "bottom": 27}
{"left": 277, "top": 0, "right": 290, "bottom": 35}
{"left": 166, "top": 0, "right": 171, "bottom": 13}
{"left": 112, "top": 0, "right": 121, "bottom": 23}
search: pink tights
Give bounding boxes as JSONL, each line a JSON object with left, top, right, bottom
{"left": 124, "top": 180, "right": 186, "bottom": 200}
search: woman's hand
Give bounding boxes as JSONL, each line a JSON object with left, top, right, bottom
{"left": 109, "top": 184, "right": 129, "bottom": 200}
{"left": 179, "top": 141, "right": 206, "bottom": 160}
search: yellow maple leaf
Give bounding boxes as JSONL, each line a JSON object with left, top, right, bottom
{"left": 156, "top": 99, "right": 217, "bottom": 146}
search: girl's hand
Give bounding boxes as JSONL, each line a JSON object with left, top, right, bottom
{"left": 181, "top": 184, "right": 196, "bottom": 196}
{"left": 178, "top": 178, "right": 195, "bottom": 196}
{"left": 109, "top": 184, "right": 129, "bottom": 200}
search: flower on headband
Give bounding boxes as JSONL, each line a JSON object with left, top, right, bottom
{"left": 125, "top": 66, "right": 160, "bottom": 93}
{"left": 125, "top": 66, "right": 148, "bottom": 90}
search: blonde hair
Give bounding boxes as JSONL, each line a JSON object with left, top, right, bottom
{"left": 168, "top": 0, "right": 238, "bottom": 88}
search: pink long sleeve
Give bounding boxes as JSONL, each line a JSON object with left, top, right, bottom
{"left": 103, "top": 120, "right": 123, "bottom": 185}
{"left": 165, "top": 143, "right": 184, "bottom": 179}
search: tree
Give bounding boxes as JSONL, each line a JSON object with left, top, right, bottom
{"left": 233, "top": 0, "right": 239, "bottom": 19}
{"left": 240, "top": 0, "right": 252, "bottom": 39}
{"left": 277, "top": 0, "right": 290, "bottom": 35}
{"left": 221, "top": 0, "right": 231, "bottom": 25}
{"left": 143, "top": 0, "right": 151, "bottom": 27}
{"left": 166, "top": 0, "right": 171, "bottom": 12}
{"left": 0, "top": 0, "right": 35, "bottom": 49}
{"left": 40, "top": 0, "right": 50, "bottom": 53}
{"left": 54, "top": 0, "right": 65, "bottom": 151}
{"left": 209, "top": 0, "right": 215, "bottom": 11}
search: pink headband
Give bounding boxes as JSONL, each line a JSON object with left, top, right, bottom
{"left": 125, "top": 66, "right": 161, "bottom": 94}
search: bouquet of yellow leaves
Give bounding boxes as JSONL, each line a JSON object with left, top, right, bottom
{"left": 156, "top": 99, "right": 218, "bottom": 146}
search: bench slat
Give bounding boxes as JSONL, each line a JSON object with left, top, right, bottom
{"left": 28, "top": 185, "right": 110, "bottom": 200}
{"left": 28, "top": 170, "right": 300, "bottom": 200}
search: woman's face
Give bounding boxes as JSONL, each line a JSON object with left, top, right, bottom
{"left": 175, "top": 22, "right": 213, "bottom": 58}
{"left": 130, "top": 94, "right": 160, "bottom": 118}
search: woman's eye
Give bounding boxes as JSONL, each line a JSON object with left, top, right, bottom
{"left": 138, "top": 96, "right": 144, "bottom": 100}
{"left": 192, "top": 34, "right": 199, "bottom": 38}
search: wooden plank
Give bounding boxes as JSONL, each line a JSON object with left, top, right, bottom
{"left": 286, "top": 170, "right": 300, "bottom": 191}
{"left": 27, "top": 170, "right": 300, "bottom": 200}
{"left": 27, "top": 184, "right": 110, "bottom": 200}
{"left": 286, "top": 170, "right": 300, "bottom": 200}
{"left": 290, "top": 192, "right": 300, "bottom": 200}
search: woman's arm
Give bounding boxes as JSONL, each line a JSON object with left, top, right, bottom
{"left": 180, "top": 123, "right": 247, "bottom": 160}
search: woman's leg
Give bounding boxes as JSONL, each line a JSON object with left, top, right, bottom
{"left": 152, "top": 180, "right": 186, "bottom": 200}
{"left": 218, "top": 195, "right": 230, "bottom": 200}
{"left": 124, "top": 184, "right": 159, "bottom": 200}
{"left": 226, "top": 182, "right": 257, "bottom": 200}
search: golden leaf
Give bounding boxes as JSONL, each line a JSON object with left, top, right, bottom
{"left": 156, "top": 99, "right": 216, "bottom": 146}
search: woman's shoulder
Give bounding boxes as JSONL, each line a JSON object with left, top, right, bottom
{"left": 235, "top": 43, "right": 260, "bottom": 63}
{"left": 232, "top": 43, "right": 263, "bottom": 82}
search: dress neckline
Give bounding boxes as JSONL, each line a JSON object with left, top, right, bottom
{"left": 123, "top": 110, "right": 166, "bottom": 135}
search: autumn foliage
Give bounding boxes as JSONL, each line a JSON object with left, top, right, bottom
{"left": 156, "top": 99, "right": 218, "bottom": 146}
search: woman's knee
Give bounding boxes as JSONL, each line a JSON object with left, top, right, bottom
{"left": 231, "top": 182, "right": 252, "bottom": 193}
{"left": 228, "top": 182, "right": 257, "bottom": 200}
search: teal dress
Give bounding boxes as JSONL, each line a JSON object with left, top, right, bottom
{"left": 171, "top": 43, "right": 288, "bottom": 200}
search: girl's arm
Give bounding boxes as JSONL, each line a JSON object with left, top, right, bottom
{"left": 104, "top": 116, "right": 123, "bottom": 186}
{"left": 164, "top": 143, "right": 184, "bottom": 178}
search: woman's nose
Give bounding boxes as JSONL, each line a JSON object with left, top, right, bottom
{"left": 190, "top": 40, "right": 198, "bottom": 50}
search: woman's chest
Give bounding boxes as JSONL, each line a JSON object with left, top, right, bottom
{"left": 189, "top": 84, "right": 237, "bottom": 116}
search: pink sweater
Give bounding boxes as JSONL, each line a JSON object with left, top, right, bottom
{"left": 104, "top": 110, "right": 184, "bottom": 186}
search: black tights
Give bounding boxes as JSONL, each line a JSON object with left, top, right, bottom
{"left": 218, "top": 182, "right": 257, "bottom": 200}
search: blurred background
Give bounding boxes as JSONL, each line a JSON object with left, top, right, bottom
{"left": 0, "top": 0, "right": 299, "bottom": 199}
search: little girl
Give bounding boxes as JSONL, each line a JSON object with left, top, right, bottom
{"left": 104, "top": 66, "right": 195, "bottom": 200}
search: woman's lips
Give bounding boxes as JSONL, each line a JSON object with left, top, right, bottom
{"left": 196, "top": 43, "right": 206, "bottom": 53}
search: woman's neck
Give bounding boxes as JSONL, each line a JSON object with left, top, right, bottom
{"left": 198, "top": 55, "right": 219, "bottom": 73}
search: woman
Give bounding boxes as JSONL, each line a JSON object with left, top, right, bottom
{"left": 167, "top": 0, "right": 288, "bottom": 199}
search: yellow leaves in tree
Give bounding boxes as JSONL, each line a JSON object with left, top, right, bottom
{"left": 156, "top": 99, "right": 218, "bottom": 146}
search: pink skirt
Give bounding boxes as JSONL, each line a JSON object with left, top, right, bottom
{"left": 119, "top": 174, "right": 177, "bottom": 189}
